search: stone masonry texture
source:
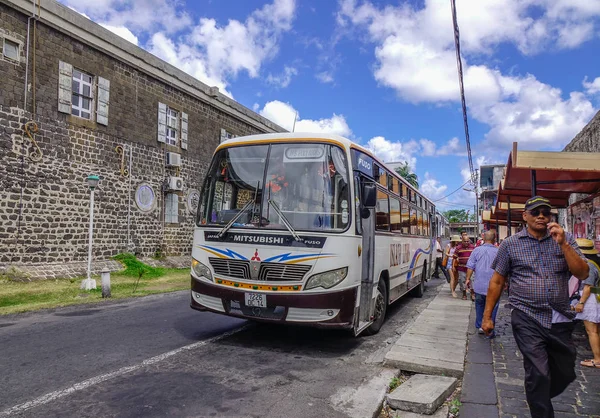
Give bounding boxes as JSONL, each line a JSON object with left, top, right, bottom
{"left": 564, "top": 110, "right": 600, "bottom": 153}
{"left": 0, "top": 3, "right": 282, "bottom": 279}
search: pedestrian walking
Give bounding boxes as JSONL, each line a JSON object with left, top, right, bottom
{"left": 445, "top": 235, "right": 461, "bottom": 293}
{"left": 433, "top": 237, "right": 443, "bottom": 279}
{"left": 482, "top": 196, "right": 589, "bottom": 418}
{"left": 465, "top": 230, "right": 499, "bottom": 336}
{"left": 572, "top": 238, "right": 600, "bottom": 369}
{"left": 453, "top": 231, "right": 475, "bottom": 300}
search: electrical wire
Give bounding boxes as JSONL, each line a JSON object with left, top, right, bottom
{"left": 432, "top": 178, "right": 471, "bottom": 202}
{"left": 450, "top": 0, "right": 476, "bottom": 189}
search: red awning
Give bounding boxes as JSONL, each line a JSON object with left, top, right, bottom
{"left": 495, "top": 143, "right": 600, "bottom": 209}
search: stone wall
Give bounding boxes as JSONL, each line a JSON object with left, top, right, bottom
{"left": 563, "top": 110, "right": 600, "bottom": 152}
{"left": 0, "top": 2, "right": 283, "bottom": 279}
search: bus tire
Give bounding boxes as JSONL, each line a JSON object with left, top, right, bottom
{"left": 411, "top": 264, "right": 426, "bottom": 298}
{"left": 364, "top": 278, "right": 388, "bottom": 335}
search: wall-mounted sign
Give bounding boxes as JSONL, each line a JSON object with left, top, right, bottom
{"left": 135, "top": 183, "right": 156, "bottom": 212}
{"left": 186, "top": 189, "right": 200, "bottom": 215}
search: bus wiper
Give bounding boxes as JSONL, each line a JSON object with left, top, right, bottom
{"left": 217, "top": 199, "right": 254, "bottom": 238}
{"left": 217, "top": 181, "right": 260, "bottom": 238}
{"left": 268, "top": 199, "right": 303, "bottom": 242}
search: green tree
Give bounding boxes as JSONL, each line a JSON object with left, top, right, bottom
{"left": 443, "top": 209, "right": 470, "bottom": 223}
{"left": 394, "top": 162, "right": 419, "bottom": 189}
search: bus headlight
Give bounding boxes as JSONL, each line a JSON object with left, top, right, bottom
{"left": 192, "top": 259, "right": 213, "bottom": 281}
{"left": 305, "top": 267, "right": 348, "bottom": 290}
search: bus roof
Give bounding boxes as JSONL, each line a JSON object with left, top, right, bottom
{"left": 216, "top": 132, "right": 434, "bottom": 206}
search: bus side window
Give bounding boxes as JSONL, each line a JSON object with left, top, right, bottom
{"left": 376, "top": 189, "right": 390, "bottom": 231}
{"left": 390, "top": 198, "right": 401, "bottom": 232}
{"left": 401, "top": 202, "right": 410, "bottom": 234}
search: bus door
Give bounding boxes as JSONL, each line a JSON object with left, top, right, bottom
{"left": 355, "top": 175, "right": 377, "bottom": 335}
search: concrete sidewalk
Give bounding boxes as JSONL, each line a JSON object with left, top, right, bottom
{"left": 384, "top": 283, "right": 472, "bottom": 377}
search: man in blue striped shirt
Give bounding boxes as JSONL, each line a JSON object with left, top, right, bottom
{"left": 482, "top": 196, "right": 589, "bottom": 418}
{"left": 465, "top": 230, "right": 499, "bottom": 337}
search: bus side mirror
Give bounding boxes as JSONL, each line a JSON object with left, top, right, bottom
{"left": 361, "top": 182, "right": 377, "bottom": 208}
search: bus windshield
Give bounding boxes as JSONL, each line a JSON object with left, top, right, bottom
{"left": 198, "top": 143, "right": 351, "bottom": 232}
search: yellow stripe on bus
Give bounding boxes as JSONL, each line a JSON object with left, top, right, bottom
{"left": 199, "top": 247, "right": 228, "bottom": 258}
{"left": 215, "top": 278, "right": 302, "bottom": 292}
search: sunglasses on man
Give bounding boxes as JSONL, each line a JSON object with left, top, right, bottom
{"left": 527, "top": 207, "right": 551, "bottom": 217}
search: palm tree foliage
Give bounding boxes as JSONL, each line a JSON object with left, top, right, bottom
{"left": 394, "top": 162, "right": 419, "bottom": 189}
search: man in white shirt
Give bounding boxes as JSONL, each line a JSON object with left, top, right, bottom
{"left": 433, "top": 237, "right": 443, "bottom": 279}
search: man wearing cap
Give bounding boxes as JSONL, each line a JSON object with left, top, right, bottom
{"left": 482, "top": 196, "right": 589, "bottom": 418}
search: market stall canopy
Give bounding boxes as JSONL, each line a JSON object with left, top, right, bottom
{"left": 496, "top": 142, "right": 600, "bottom": 209}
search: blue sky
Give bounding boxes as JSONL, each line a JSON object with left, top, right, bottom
{"left": 62, "top": 0, "right": 600, "bottom": 212}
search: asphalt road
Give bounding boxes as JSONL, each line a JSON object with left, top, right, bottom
{"left": 0, "top": 280, "right": 443, "bottom": 418}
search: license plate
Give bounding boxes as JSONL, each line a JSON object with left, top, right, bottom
{"left": 244, "top": 292, "right": 266, "bottom": 308}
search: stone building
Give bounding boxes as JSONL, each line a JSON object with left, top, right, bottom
{"left": 562, "top": 110, "right": 600, "bottom": 250}
{"left": 564, "top": 110, "right": 600, "bottom": 153}
{"left": 0, "top": 0, "right": 284, "bottom": 279}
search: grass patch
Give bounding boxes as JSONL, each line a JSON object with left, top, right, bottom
{"left": 113, "top": 253, "right": 165, "bottom": 278}
{"left": 388, "top": 377, "right": 402, "bottom": 392}
{"left": 0, "top": 255, "right": 190, "bottom": 315}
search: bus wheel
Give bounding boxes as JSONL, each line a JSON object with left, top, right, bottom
{"left": 365, "top": 278, "right": 388, "bottom": 335}
{"left": 411, "top": 264, "right": 426, "bottom": 298}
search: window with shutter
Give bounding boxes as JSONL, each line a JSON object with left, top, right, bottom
{"left": 181, "top": 112, "right": 188, "bottom": 150}
{"left": 97, "top": 77, "right": 110, "bottom": 125}
{"left": 71, "top": 69, "right": 94, "bottom": 119}
{"left": 165, "top": 193, "right": 179, "bottom": 223}
{"left": 58, "top": 61, "right": 73, "bottom": 114}
{"left": 166, "top": 108, "right": 179, "bottom": 146}
{"left": 157, "top": 102, "right": 167, "bottom": 143}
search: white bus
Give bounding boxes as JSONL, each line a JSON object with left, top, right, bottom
{"left": 191, "top": 133, "right": 435, "bottom": 335}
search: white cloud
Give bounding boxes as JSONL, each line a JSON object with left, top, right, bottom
{"left": 258, "top": 100, "right": 352, "bottom": 137}
{"left": 364, "top": 136, "right": 419, "bottom": 170}
{"left": 584, "top": 76, "right": 600, "bottom": 95}
{"left": 437, "top": 137, "right": 466, "bottom": 156}
{"left": 337, "top": 0, "right": 598, "bottom": 151}
{"left": 99, "top": 24, "right": 139, "bottom": 45}
{"left": 316, "top": 71, "right": 335, "bottom": 84}
{"left": 63, "top": 0, "right": 296, "bottom": 97}
{"left": 419, "top": 139, "right": 437, "bottom": 157}
{"left": 266, "top": 66, "right": 298, "bottom": 88}
{"left": 61, "top": 0, "right": 192, "bottom": 34}
{"left": 420, "top": 172, "right": 448, "bottom": 201}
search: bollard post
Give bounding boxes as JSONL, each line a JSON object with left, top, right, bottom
{"left": 101, "top": 269, "right": 111, "bottom": 298}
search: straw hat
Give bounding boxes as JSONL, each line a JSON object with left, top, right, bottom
{"left": 576, "top": 238, "right": 599, "bottom": 255}
{"left": 450, "top": 235, "right": 461, "bottom": 243}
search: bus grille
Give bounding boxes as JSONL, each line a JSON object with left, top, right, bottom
{"left": 209, "top": 258, "right": 311, "bottom": 282}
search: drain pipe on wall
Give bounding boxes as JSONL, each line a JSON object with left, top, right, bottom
{"left": 128, "top": 144, "right": 133, "bottom": 251}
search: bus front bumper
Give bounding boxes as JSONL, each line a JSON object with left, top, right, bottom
{"left": 190, "top": 278, "right": 357, "bottom": 329}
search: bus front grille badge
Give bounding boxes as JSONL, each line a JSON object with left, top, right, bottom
{"left": 250, "top": 260, "right": 261, "bottom": 280}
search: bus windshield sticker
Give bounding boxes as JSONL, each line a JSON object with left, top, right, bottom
{"left": 204, "top": 232, "right": 327, "bottom": 248}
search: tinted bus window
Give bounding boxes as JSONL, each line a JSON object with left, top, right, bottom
{"left": 401, "top": 183, "right": 408, "bottom": 198}
{"left": 390, "top": 198, "right": 401, "bottom": 231}
{"left": 390, "top": 177, "right": 398, "bottom": 194}
{"left": 424, "top": 212, "right": 430, "bottom": 237}
{"left": 376, "top": 189, "right": 390, "bottom": 231}
{"left": 379, "top": 171, "right": 387, "bottom": 188}
{"left": 410, "top": 207, "right": 417, "bottom": 235}
{"left": 418, "top": 211, "right": 423, "bottom": 235}
{"left": 401, "top": 202, "right": 410, "bottom": 234}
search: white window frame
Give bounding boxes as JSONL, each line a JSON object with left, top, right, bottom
{"left": 166, "top": 108, "right": 179, "bottom": 146}
{"left": 3, "top": 38, "right": 19, "bottom": 62}
{"left": 71, "top": 69, "right": 94, "bottom": 120}
{"left": 165, "top": 193, "right": 179, "bottom": 224}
